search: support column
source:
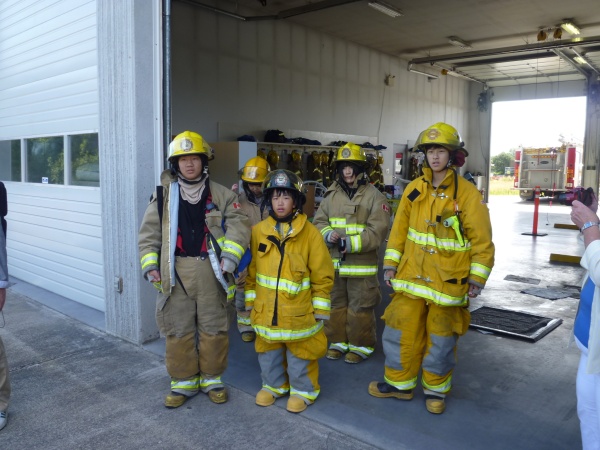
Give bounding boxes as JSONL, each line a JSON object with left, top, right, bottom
{"left": 582, "top": 79, "right": 600, "bottom": 191}
{"left": 97, "top": 0, "right": 163, "bottom": 344}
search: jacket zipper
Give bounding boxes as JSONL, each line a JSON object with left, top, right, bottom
{"left": 267, "top": 235, "right": 285, "bottom": 326}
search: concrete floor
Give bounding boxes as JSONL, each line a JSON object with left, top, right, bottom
{"left": 0, "top": 195, "right": 585, "bottom": 449}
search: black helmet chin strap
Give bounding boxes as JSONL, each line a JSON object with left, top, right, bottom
{"left": 451, "top": 167, "right": 465, "bottom": 237}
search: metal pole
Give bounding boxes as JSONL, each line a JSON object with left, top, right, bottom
{"left": 522, "top": 186, "right": 548, "bottom": 237}
{"left": 162, "top": 0, "right": 171, "bottom": 163}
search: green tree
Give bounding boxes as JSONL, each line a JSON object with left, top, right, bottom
{"left": 491, "top": 150, "right": 515, "bottom": 175}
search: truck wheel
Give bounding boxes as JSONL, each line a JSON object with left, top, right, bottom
{"left": 520, "top": 190, "right": 533, "bottom": 201}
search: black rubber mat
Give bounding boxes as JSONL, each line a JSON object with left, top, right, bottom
{"left": 520, "top": 287, "right": 578, "bottom": 300}
{"left": 470, "top": 306, "right": 562, "bottom": 342}
{"left": 504, "top": 274, "right": 541, "bottom": 285}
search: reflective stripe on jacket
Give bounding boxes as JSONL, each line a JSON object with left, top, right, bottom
{"left": 384, "top": 167, "right": 494, "bottom": 306}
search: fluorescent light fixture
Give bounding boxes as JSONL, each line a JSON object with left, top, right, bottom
{"left": 408, "top": 68, "right": 438, "bottom": 80}
{"left": 574, "top": 56, "right": 586, "bottom": 65}
{"left": 368, "top": 1, "right": 403, "bottom": 18}
{"left": 448, "top": 36, "right": 472, "bottom": 49}
{"left": 560, "top": 20, "right": 581, "bottom": 35}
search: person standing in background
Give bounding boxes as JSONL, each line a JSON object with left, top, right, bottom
{"left": 312, "top": 143, "right": 390, "bottom": 364}
{"left": 234, "top": 156, "right": 270, "bottom": 343}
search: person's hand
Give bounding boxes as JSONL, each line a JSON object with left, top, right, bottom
{"left": 384, "top": 270, "right": 396, "bottom": 287}
{"left": 147, "top": 270, "right": 161, "bottom": 283}
{"left": 468, "top": 284, "right": 482, "bottom": 298}
{"left": 327, "top": 231, "right": 340, "bottom": 244}
{"left": 571, "top": 200, "right": 600, "bottom": 229}
{"left": 221, "top": 258, "right": 236, "bottom": 274}
{"left": 0, "top": 288, "right": 6, "bottom": 312}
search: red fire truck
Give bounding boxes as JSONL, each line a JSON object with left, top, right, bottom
{"left": 513, "top": 145, "right": 581, "bottom": 201}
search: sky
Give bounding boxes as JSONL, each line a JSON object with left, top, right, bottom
{"left": 490, "top": 96, "right": 587, "bottom": 156}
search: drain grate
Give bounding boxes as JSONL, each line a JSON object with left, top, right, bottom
{"left": 470, "top": 306, "right": 562, "bottom": 342}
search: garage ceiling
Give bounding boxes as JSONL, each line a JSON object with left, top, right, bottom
{"left": 182, "top": 0, "right": 600, "bottom": 87}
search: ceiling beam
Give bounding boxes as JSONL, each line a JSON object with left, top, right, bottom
{"left": 409, "top": 35, "right": 600, "bottom": 66}
{"left": 450, "top": 52, "right": 556, "bottom": 68}
{"left": 552, "top": 49, "right": 592, "bottom": 78}
{"left": 175, "top": 0, "right": 363, "bottom": 21}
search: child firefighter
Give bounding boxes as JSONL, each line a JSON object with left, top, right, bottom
{"left": 244, "top": 169, "right": 334, "bottom": 413}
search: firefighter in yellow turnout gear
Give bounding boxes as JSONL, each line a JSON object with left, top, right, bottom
{"left": 245, "top": 170, "right": 334, "bottom": 413}
{"left": 369, "top": 123, "right": 494, "bottom": 414}
{"left": 235, "top": 156, "right": 270, "bottom": 342}
{"left": 138, "top": 131, "right": 250, "bottom": 409}
{"left": 313, "top": 143, "right": 391, "bottom": 363}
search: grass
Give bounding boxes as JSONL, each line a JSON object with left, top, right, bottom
{"left": 488, "top": 176, "right": 519, "bottom": 196}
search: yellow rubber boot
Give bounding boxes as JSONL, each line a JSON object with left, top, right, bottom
{"left": 286, "top": 395, "right": 309, "bottom": 413}
{"left": 255, "top": 389, "right": 276, "bottom": 407}
{"left": 425, "top": 395, "right": 445, "bottom": 414}
{"left": 165, "top": 392, "right": 189, "bottom": 409}
{"left": 207, "top": 387, "right": 228, "bottom": 404}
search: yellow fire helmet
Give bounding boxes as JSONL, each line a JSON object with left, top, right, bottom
{"left": 240, "top": 156, "right": 270, "bottom": 183}
{"left": 257, "top": 148, "right": 267, "bottom": 160}
{"left": 414, "top": 122, "right": 468, "bottom": 154}
{"left": 168, "top": 131, "right": 214, "bottom": 163}
{"left": 291, "top": 150, "right": 302, "bottom": 162}
{"left": 267, "top": 149, "right": 280, "bottom": 169}
{"left": 377, "top": 151, "right": 384, "bottom": 165}
{"left": 336, "top": 143, "right": 368, "bottom": 167}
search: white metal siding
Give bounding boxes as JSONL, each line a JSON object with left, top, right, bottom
{"left": 5, "top": 182, "right": 104, "bottom": 311}
{"left": 0, "top": 0, "right": 98, "bottom": 138}
{"left": 0, "top": 0, "right": 103, "bottom": 310}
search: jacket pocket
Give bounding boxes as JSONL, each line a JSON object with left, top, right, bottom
{"left": 250, "top": 299, "right": 264, "bottom": 326}
{"left": 280, "top": 302, "right": 315, "bottom": 329}
{"left": 437, "top": 265, "right": 469, "bottom": 300}
{"left": 205, "top": 211, "right": 224, "bottom": 240}
{"left": 287, "top": 253, "right": 307, "bottom": 285}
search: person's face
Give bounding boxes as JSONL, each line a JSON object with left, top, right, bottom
{"left": 341, "top": 163, "right": 357, "bottom": 184}
{"left": 247, "top": 182, "right": 263, "bottom": 198}
{"left": 425, "top": 146, "right": 450, "bottom": 172}
{"left": 271, "top": 189, "right": 295, "bottom": 218}
{"left": 178, "top": 155, "right": 203, "bottom": 180}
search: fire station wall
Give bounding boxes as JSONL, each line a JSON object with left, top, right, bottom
{"left": 0, "top": 0, "right": 104, "bottom": 311}
{"left": 169, "top": 2, "right": 471, "bottom": 186}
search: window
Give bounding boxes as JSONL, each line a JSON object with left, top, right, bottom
{"left": 71, "top": 134, "right": 99, "bottom": 187}
{"left": 2, "top": 134, "right": 100, "bottom": 186}
{"left": 0, "top": 140, "right": 22, "bottom": 181}
{"left": 27, "top": 137, "right": 64, "bottom": 184}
